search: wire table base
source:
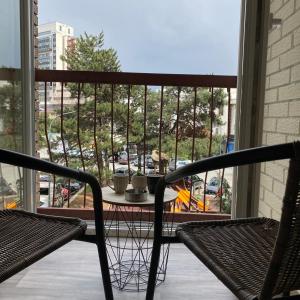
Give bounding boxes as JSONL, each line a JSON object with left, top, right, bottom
{"left": 104, "top": 204, "right": 175, "bottom": 292}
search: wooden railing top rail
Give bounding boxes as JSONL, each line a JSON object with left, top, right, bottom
{"left": 0, "top": 68, "right": 20, "bottom": 81}
{"left": 35, "top": 69, "right": 237, "bottom": 88}
{"left": 1, "top": 68, "right": 237, "bottom": 88}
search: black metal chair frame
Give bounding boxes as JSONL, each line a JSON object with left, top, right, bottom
{"left": 146, "top": 142, "right": 300, "bottom": 300}
{"left": 0, "top": 148, "right": 113, "bottom": 300}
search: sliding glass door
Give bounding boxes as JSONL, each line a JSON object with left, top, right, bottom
{"left": 0, "top": 0, "right": 35, "bottom": 210}
{"left": 0, "top": 0, "right": 23, "bottom": 209}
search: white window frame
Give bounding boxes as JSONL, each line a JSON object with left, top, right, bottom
{"left": 20, "top": 0, "right": 36, "bottom": 212}
{"left": 233, "top": 0, "right": 270, "bottom": 218}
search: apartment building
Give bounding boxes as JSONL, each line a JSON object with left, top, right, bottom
{"left": 38, "top": 22, "right": 75, "bottom": 108}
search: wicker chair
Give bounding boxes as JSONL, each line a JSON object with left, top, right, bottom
{"left": 146, "top": 142, "right": 300, "bottom": 300}
{"left": 0, "top": 148, "right": 113, "bottom": 300}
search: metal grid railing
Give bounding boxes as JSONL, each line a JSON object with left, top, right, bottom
{"left": 36, "top": 69, "right": 237, "bottom": 214}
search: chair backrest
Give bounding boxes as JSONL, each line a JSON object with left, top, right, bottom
{"left": 260, "top": 143, "right": 300, "bottom": 298}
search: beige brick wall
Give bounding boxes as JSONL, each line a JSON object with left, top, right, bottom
{"left": 259, "top": 0, "right": 300, "bottom": 219}
{"left": 34, "top": 0, "right": 40, "bottom": 204}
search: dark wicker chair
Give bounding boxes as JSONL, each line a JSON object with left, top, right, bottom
{"left": 0, "top": 148, "right": 113, "bottom": 300}
{"left": 146, "top": 142, "right": 300, "bottom": 300}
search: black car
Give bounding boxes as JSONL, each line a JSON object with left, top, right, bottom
{"left": 65, "top": 182, "right": 81, "bottom": 193}
{"left": 146, "top": 157, "right": 154, "bottom": 169}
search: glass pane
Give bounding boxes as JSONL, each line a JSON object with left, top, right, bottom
{"left": 0, "top": 0, "right": 23, "bottom": 209}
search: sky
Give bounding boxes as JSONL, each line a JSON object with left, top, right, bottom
{"left": 39, "top": 0, "right": 241, "bottom": 75}
{"left": 0, "top": 0, "right": 21, "bottom": 68}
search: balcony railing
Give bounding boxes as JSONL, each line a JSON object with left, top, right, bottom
{"left": 35, "top": 69, "right": 237, "bottom": 220}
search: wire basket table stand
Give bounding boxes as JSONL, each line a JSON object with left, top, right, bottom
{"left": 102, "top": 186, "right": 177, "bottom": 292}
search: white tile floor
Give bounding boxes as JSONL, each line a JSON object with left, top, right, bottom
{"left": 0, "top": 240, "right": 236, "bottom": 300}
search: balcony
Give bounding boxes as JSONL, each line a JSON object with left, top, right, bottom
{"left": 1, "top": 0, "right": 300, "bottom": 298}
{"left": 0, "top": 69, "right": 236, "bottom": 299}
{"left": 0, "top": 63, "right": 297, "bottom": 299}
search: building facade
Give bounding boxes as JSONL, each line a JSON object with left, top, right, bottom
{"left": 38, "top": 22, "right": 75, "bottom": 108}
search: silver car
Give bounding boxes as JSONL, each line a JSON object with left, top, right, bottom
{"left": 169, "top": 159, "right": 191, "bottom": 171}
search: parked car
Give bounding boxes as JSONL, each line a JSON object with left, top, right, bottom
{"left": 129, "top": 153, "right": 138, "bottom": 161}
{"left": 133, "top": 155, "right": 152, "bottom": 167}
{"left": 184, "top": 175, "right": 204, "bottom": 191}
{"left": 169, "top": 159, "right": 191, "bottom": 171}
{"left": 118, "top": 151, "right": 128, "bottom": 165}
{"left": 206, "top": 177, "right": 231, "bottom": 194}
{"left": 109, "top": 152, "right": 119, "bottom": 163}
{"left": 52, "top": 148, "right": 65, "bottom": 155}
{"left": 206, "top": 177, "right": 220, "bottom": 194}
{"left": 133, "top": 158, "right": 139, "bottom": 166}
{"left": 119, "top": 157, "right": 128, "bottom": 165}
{"left": 0, "top": 177, "right": 16, "bottom": 196}
{"left": 115, "top": 167, "right": 135, "bottom": 177}
{"left": 146, "top": 158, "right": 155, "bottom": 169}
{"left": 145, "top": 169, "right": 157, "bottom": 175}
{"left": 65, "top": 181, "right": 81, "bottom": 193}
{"left": 67, "top": 148, "right": 80, "bottom": 157}
{"left": 39, "top": 197, "right": 49, "bottom": 207}
{"left": 39, "top": 174, "right": 52, "bottom": 182}
{"left": 83, "top": 149, "right": 94, "bottom": 159}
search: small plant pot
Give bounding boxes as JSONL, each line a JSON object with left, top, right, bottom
{"left": 113, "top": 173, "right": 129, "bottom": 194}
{"left": 131, "top": 174, "right": 147, "bottom": 191}
{"left": 147, "top": 174, "right": 163, "bottom": 194}
{"left": 125, "top": 189, "right": 147, "bottom": 202}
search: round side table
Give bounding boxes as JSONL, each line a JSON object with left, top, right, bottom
{"left": 102, "top": 186, "right": 177, "bottom": 292}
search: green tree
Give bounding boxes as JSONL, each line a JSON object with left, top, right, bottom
{"left": 128, "top": 86, "right": 227, "bottom": 161}
{"left": 62, "top": 32, "right": 120, "bottom": 73}
{"left": 0, "top": 79, "right": 23, "bottom": 206}
{"left": 52, "top": 32, "right": 124, "bottom": 183}
{"left": 40, "top": 31, "right": 229, "bottom": 184}
{"left": 0, "top": 81, "right": 22, "bottom": 151}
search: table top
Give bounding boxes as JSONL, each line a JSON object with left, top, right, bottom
{"left": 102, "top": 185, "right": 178, "bottom": 207}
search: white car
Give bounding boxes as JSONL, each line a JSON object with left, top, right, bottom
{"left": 169, "top": 159, "right": 191, "bottom": 171}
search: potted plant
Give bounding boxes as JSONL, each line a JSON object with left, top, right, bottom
{"left": 147, "top": 173, "right": 163, "bottom": 194}
{"left": 131, "top": 169, "right": 147, "bottom": 192}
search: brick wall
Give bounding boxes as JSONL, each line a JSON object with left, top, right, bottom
{"left": 259, "top": 0, "right": 300, "bottom": 219}
{"left": 34, "top": 0, "right": 39, "bottom": 153}
{"left": 33, "top": 0, "right": 40, "bottom": 205}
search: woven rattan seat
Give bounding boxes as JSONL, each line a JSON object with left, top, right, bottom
{"left": 146, "top": 142, "right": 300, "bottom": 300}
{"left": 176, "top": 218, "right": 279, "bottom": 298}
{"left": 0, "top": 209, "right": 86, "bottom": 283}
{"left": 0, "top": 148, "right": 114, "bottom": 300}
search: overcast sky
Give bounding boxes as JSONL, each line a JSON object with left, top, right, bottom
{"left": 39, "top": 0, "right": 241, "bottom": 75}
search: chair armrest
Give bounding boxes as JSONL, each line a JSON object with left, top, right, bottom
{"left": 165, "top": 142, "right": 295, "bottom": 184}
{"left": 0, "top": 148, "right": 102, "bottom": 224}
{"left": 0, "top": 148, "right": 89, "bottom": 183}
{"left": 154, "top": 142, "right": 296, "bottom": 235}
{"left": 154, "top": 142, "right": 297, "bottom": 241}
